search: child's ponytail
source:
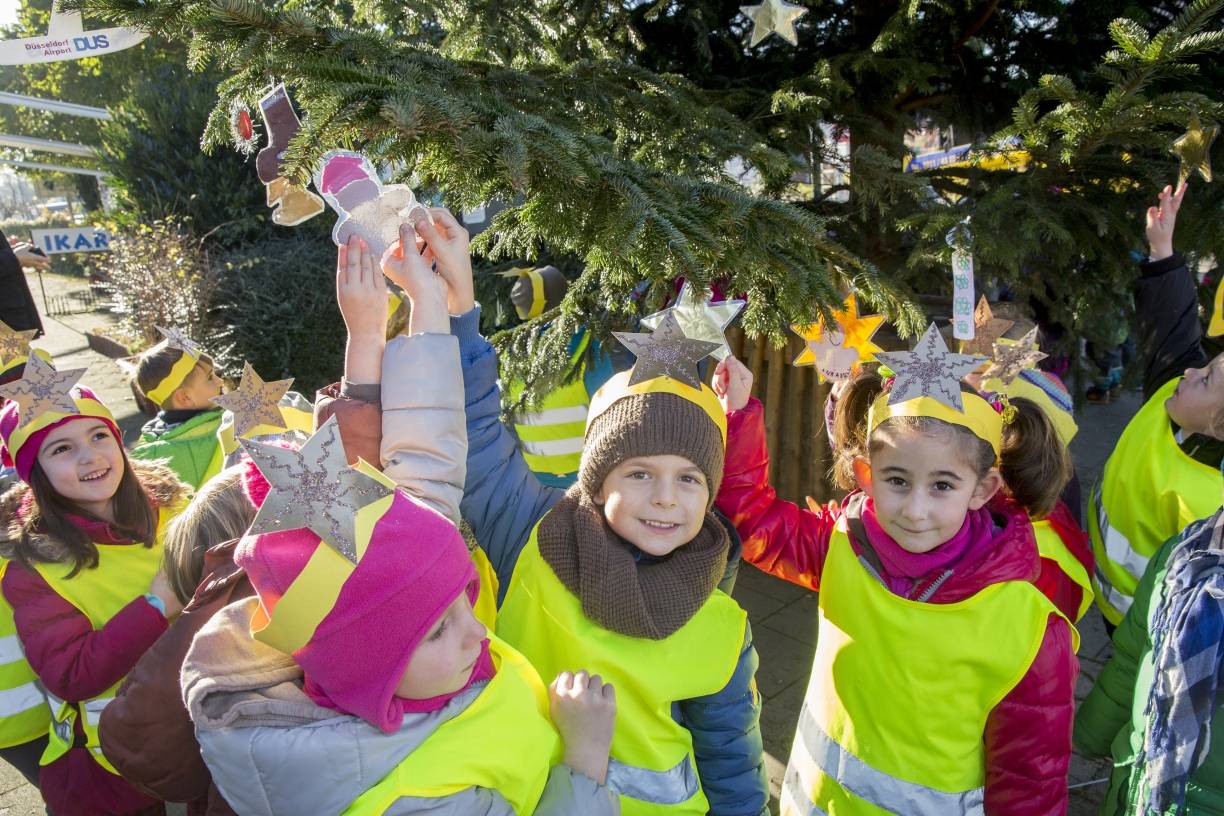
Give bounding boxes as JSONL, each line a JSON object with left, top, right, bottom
{"left": 998, "top": 396, "right": 1073, "bottom": 518}
{"left": 830, "top": 366, "right": 884, "bottom": 491}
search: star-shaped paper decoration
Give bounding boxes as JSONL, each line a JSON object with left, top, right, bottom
{"left": 640, "top": 281, "right": 746, "bottom": 362}
{"left": 982, "top": 328, "right": 1047, "bottom": 385}
{"left": 874, "top": 323, "right": 986, "bottom": 412}
{"left": 791, "top": 293, "right": 885, "bottom": 381}
{"left": 0, "top": 320, "right": 37, "bottom": 369}
{"left": 156, "top": 326, "right": 203, "bottom": 360}
{"left": 740, "top": 0, "right": 808, "bottom": 46}
{"left": 613, "top": 313, "right": 720, "bottom": 389}
{"left": 239, "top": 415, "right": 394, "bottom": 564}
{"left": 958, "top": 297, "right": 1015, "bottom": 357}
{"left": 1171, "top": 113, "right": 1219, "bottom": 187}
{"left": 210, "top": 363, "right": 294, "bottom": 438}
{"left": 0, "top": 355, "right": 86, "bottom": 428}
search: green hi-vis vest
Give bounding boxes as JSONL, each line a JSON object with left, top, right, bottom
{"left": 1034, "top": 519, "right": 1094, "bottom": 624}
{"left": 782, "top": 524, "right": 1070, "bottom": 816}
{"left": 496, "top": 523, "right": 747, "bottom": 815}
{"left": 0, "top": 562, "right": 49, "bottom": 749}
{"left": 507, "top": 335, "right": 591, "bottom": 481}
{"left": 345, "top": 635, "right": 560, "bottom": 814}
{"left": 130, "top": 408, "right": 225, "bottom": 490}
{"left": 1089, "top": 378, "right": 1223, "bottom": 625}
{"left": 33, "top": 505, "right": 176, "bottom": 774}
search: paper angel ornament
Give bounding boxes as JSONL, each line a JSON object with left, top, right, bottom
{"left": 314, "top": 150, "right": 429, "bottom": 260}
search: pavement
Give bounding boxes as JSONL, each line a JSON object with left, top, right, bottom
{"left": 0, "top": 271, "right": 1136, "bottom": 815}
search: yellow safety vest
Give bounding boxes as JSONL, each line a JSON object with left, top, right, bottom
{"left": 33, "top": 503, "right": 179, "bottom": 774}
{"left": 215, "top": 391, "right": 315, "bottom": 461}
{"left": 783, "top": 523, "right": 1068, "bottom": 816}
{"left": 0, "top": 562, "right": 49, "bottom": 749}
{"left": 508, "top": 336, "right": 591, "bottom": 480}
{"left": 1033, "top": 519, "right": 1095, "bottom": 624}
{"left": 1089, "top": 378, "right": 1223, "bottom": 624}
{"left": 345, "top": 635, "right": 560, "bottom": 815}
{"left": 496, "top": 524, "right": 747, "bottom": 815}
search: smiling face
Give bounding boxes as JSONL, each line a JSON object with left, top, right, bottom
{"left": 858, "top": 423, "right": 1002, "bottom": 554}
{"left": 35, "top": 418, "right": 125, "bottom": 520}
{"left": 594, "top": 454, "right": 710, "bottom": 556}
{"left": 172, "top": 360, "right": 224, "bottom": 411}
{"left": 394, "top": 592, "right": 488, "bottom": 701}
{"left": 1165, "top": 353, "right": 1224, "bottom": 439}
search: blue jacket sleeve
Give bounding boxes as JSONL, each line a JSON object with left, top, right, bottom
{"left": 676, "top": 624, "right": 769, "bottom": 816}
{"left": 452, "top": 307, "right": 564, "bottom": 600}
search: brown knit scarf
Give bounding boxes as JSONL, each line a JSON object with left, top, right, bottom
{"left": 537, "top": 485, "right": 730, "bottom": 640}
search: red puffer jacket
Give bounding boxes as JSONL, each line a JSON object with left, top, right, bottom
{"left": 717, "top": 398, "right": 1076, "bottom": 816}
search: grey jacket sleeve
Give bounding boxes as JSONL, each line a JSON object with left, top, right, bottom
{"left": 380, "top": 332, "right": 468, "bottom": 524}
{"left": 533, "top": 765, "right": 621, "bottom": 816}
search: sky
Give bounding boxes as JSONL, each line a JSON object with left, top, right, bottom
{"left": 0, "top": 0, "right": 19, "bottom": 28}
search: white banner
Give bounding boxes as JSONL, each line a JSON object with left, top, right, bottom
{"left": 30, "top": 226, "right": 112, "bottom": 254}
{"left": 0, "top": 11, "right": 147, "bottom": 66}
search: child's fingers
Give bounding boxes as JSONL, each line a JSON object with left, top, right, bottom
{"left": 347, "top": 236, "right": 363, "bottom": 282}
{"left": 428, "top": 207, "right": 464, "bottom": 238}
{"left": 336, "top": 245, "right": 349, "bottom": 287}
{"left": 551, "top": 671, "right": 574, "bottom": 696}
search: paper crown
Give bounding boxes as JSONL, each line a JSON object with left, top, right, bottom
{"left": 586, "top": 370, "right": 727, "bottom": 444}
{"left": 1, "top": 346, "right": 52, "bottom": 381}
{"left": 143, "top": 327, "right": 205, "bottom": 406}
{"left": 867, "top": 390, "right": 1004, "bottom": 457}
{"left": 216, "top": 389, "right": 314, "bottom": 457}
{"left": 982, "top": 368, "right": 1078, "bottom": 447}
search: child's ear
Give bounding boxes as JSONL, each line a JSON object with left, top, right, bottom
{"left": 852, "top": 456, "right": 873, "bottom": 494}
{"left": 968, "top": 469, "right": 1004, "bottom": 510}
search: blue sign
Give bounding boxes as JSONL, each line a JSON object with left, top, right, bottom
{"left": 30, "top": 226, "right": 112, "bottom": 254}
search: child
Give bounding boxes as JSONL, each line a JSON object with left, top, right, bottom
{"left": 1090, "top": 182, "right": 1224, "bottom": 626}
{"left": 0, "top": 363, "right": 190, "bottom": 816}
{"left": 445, "top": 215, "right": 767, "bottom": 813}
{"left": 1074, "top": 467, "right": 1224, "bottom": 815}
{"left": 182, "top": 224, "right": 619, "bottom": 815}
{"left": 127, "top": 334, "right": 226, "bottom": 489}
{"left": 713, "top": 333, "right": 1076, "bottom": 815}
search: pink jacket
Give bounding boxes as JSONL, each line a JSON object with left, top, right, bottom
{"left": 716, "top": 399, "right": 1076, "bottom": 815}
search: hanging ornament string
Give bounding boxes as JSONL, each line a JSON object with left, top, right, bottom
{"left": 947, "top": 219, "right": 975, "bottom": 342}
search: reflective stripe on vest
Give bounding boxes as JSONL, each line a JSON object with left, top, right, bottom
{"left": 1089, "top": 378, "right": 1223, "bottom": 623}
{"left": 344, "top": 636, "right": 560, "bottom": 814}
{"left": 784, "top": 524, "right": 1065, "bottom": 816}
{"left": 33, "top": 504, "right": 176, "bottom": 773}
{"left": 496, "top": 522, "right": 747, "bottom": 814}
{"left": 0, "top": 562, "right": 50, "bottom": 748}
{"left": 782, "top": 763, "right": 828, "bottom": 816}
{"left": 508, "top": 336, "right": 591, "bottom": 479}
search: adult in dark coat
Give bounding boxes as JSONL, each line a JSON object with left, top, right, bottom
{"left": 0, "top": 230, "right": 47, "bottom": 336}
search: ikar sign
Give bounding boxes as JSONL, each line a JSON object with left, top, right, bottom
{"left": 30, "top": 227, "right": 112, "bottom": 254}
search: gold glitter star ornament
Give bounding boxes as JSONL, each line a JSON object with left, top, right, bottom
{"left": 790, "top": 293, "right": 885, "bottom": 382}
{"left": 0, "top": 320, "right": 38, "bottom": 371}
{"left": 1171, "top": 113, "right": 1218, "bottom": 187}
{"left": 640, "top": 282, "right": 746, "bottom": 362}
{"left": 211, "top": 363, "right": 294, "bottom": 438}
{"left": 740, "top": 0, "right": 808, "bottom": 46}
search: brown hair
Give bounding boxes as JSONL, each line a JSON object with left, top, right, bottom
{"left": 998, "top": 396, "right": 1073, "bottom": 518}
{"left": 830, "top": 366, "right": 885, "bottom": 490}
{"left": 129, "top": 342, "right": 213, "bottom": 409}
{"left": 15, "top": 452, "right": 160, "bottom": 577}
{"left": 161, "top": 466, "right": 254, "bottom": 604}
{"left": 864, "top": 379, "right": 998, "bottom": 480}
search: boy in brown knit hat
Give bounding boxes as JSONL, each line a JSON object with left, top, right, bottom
{"left": 432, "top": 222, "right": 767, "bottom": 815}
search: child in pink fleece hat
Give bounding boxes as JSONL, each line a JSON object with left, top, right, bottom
{"left": 182, "top": 221, "right": 620, "bottom": 816}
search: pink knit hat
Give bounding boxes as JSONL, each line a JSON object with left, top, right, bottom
{"left": 236, "top": 464, "right": 484, "bottom": 733}
{"left": 1, "top": 385, "right": 122, "bottom": 483}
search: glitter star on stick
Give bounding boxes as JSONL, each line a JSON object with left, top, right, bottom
{"left": 156, "top": 326, "right": 203, "bottom": 359}
{"left": 640, "top": 281, "right": 746, "bottom": 362}
{"left": 740, "top": 0, "right": 808, "bottom": 46}
{"left": 0, "top": 355, "right": 86, "bottom": 428}
{"left": 874, "top": 323, "right": 986, "bottom": 412}
{"left": 982, "top": 328, "right": 1047, "bottom": 385}
{"left": 0, "top": 320, "right": 37, "bottom": 369}
{"left": 1171, "top": 113, "right": 1219, "bottom": 187}
{"left": 791, "top": 293, "right": 885, "bottom": 381}
{"left": 211, "top": 363, "right": 293, "bottom": 438}
{"left": 958, "top": 297, "right": 1014, "bottom": 356}
{"left": 614, "top": 313, "right": 720, "bottom": 389}
{"left": 240, "top": 416, "right": 393, "bottom": 564}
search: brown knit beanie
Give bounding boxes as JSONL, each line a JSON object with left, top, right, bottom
{"left": 579, "top": 390, "right": 725, "bottom": 505}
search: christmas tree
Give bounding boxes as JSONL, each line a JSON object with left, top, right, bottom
{"left": 66, "top": 0, "right": 1224, "bottom": 393}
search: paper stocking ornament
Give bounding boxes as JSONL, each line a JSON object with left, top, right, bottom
{"left": 256, "top": 84, "right": 324, "bottom": 226}
{"left": 314, "top": 150, "right": 428, "bottom": 260}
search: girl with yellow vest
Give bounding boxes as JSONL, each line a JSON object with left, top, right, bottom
{"left": 0, "top": 366, "right": 190, "bottom": 816}
{"left": 714, "top": 325, "right": 1077, "bottom": 816}
{"left": 1090, "top": 181, "right": 1224, "bottom": 626}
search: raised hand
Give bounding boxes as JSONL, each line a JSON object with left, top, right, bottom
{"left": 413, "top": 208, "right": 474, "bottom": 316}
{"left": 713, "top": 355, "right": 754, "bottom": 413}
{"left": 382, "top": 222, "right": 449, "bottom": 336}
{"left": 1145, "top": 181, "right": 1188, "bottom": 262}
{"left": 336, "top": 236, "right": 387, "bottom": 383}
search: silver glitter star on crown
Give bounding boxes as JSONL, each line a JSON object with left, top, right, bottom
{"left": 874, "top": 323, "right": 986, "bottom": 412}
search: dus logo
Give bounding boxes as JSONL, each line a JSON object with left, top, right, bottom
{"left": 72, "top": 34, "right": 110, "bottom": 51}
